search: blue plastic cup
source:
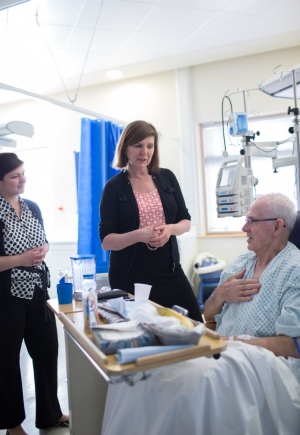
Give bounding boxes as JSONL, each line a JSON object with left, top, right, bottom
{"left": 57, "top": 283, "right": 73, "bottom": 304}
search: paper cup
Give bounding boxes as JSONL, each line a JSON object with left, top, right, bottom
{"left": 134, "top": 283, "right": 152, "bottom": 303}
{"left": 57, "top": 283, "right": 73, "bottom": 304}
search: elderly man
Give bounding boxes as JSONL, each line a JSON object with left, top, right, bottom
{"left": 205, "top": 192, "right": 300, "bottom": 358}
{"left": 102, "top": 193, "right": 300, "bottom": 435}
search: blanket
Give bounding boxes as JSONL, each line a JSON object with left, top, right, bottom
{"left": 102, "top": 341, "right": 300, "bottom": 435}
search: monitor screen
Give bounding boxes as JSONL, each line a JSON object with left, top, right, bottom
{"left": 219, "top": 166, "right": 232, "bottom": 187}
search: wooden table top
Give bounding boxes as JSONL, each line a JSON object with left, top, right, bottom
{"left": 47, "top": 297, "right": 227, "bottom": 377}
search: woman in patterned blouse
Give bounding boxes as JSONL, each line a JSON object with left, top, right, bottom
{"left": 99, "top": 120, "right": 202, "bottom": 322}
{"left": 0, "top": 153, "right": 68, "bottom": 435}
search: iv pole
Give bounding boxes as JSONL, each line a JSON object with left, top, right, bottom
{"left": 258, "top": 65, "right": 300, "bottom": 210}
{"left": 240, "top": 90, "right": 253, "bottom": 171}
{"left": 288, "top": 68, "right": 300, "bottom": 210}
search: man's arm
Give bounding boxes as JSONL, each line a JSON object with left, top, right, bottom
{"left": 223, "top": 335, "right": 300, "bottom": 358}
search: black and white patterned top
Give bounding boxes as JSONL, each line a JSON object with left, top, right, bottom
{"left": 0, "top": 195, "right": 46, "bottom": 299}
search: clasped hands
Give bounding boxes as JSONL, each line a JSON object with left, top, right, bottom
{"left": 21, "top": 244, "right": 49, "bottom": 267}
{"left": 142, "top": 224, "right": 171, "bottom": 248}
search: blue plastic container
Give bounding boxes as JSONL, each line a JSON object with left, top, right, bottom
{"left": 57, "top": 283, "right": 73, "bottom": 304}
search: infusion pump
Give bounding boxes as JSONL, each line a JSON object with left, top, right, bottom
{"left": 216, "top": 157, "right": 255, "bottom": 217}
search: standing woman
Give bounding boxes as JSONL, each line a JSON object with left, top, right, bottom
{"left": 0, "top": 153, "right": 68, "bottom": 435}
{"left": 99, "top": 120, "right": 202, "bottom": 322}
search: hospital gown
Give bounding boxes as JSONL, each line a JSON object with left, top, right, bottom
{"left": 216, "top": 242, "right": 300, "bottom": 337}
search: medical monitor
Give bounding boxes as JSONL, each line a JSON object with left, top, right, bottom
{"left": 218, "top": 165, "right": 234, "bottom": 188}
{"left": 216, "top": 157, "right": 254, "bottom": 217}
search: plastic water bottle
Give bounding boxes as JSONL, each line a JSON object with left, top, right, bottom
{"left": 57, "top": 268, "right": 64, "bottom": 284}
{"left": 82, "top": 274, "right": 97, "bottom": 332}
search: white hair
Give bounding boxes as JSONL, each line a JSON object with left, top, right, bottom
{"left": 255, "top": 193, "right": 297, "bottom": 231}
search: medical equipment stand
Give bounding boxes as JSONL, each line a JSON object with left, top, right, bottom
{"left": 240, "top": 76, "right": 300, "bottom": 211}
{"left": 287, "top": 68, "right": 300, "bottom": 211}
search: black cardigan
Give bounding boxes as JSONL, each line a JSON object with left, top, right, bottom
{"left": 99, "top": 168, "right": 191, "bottom": 271}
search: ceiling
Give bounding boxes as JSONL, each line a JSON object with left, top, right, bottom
{"left": 0, "top": 0, "right": 300, "bottom": 105}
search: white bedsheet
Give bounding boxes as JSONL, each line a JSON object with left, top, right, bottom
{"left": 102, "top": 341, "right": 300, "bottom": 435}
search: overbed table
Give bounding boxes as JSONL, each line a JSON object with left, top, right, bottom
{"left": 48, "top": 298, "right": 226, "bottom": 435}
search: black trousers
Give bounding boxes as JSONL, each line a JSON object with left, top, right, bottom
{"left": 0, "top": 288, "right": 63, "bottom": 430}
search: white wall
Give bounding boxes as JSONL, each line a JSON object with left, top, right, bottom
{"left": 0, "top": 46, "right": 299, "bottom": 283}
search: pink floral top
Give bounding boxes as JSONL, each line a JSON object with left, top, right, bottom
{"left": 134, "top": 189, "right": 166, "bottom": 228}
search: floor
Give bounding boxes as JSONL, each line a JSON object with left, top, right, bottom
{"left": 0, "top": 320, "right": 70, "bottom": 435}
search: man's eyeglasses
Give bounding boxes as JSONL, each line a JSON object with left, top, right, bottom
{"left": 244, "top": 217, "right": 285, "bottom": 227}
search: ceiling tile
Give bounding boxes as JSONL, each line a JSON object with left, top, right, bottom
{"left": 138, "top": 4, "right": 215, "bottom": 36}
{"left": 223, "top": 0, "right": 299, "bottom": 17}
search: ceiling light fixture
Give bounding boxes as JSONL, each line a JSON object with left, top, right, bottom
{"left": 0, "top": 120, "right": 34, "bottom": 137}
{"left": 106, "top": 70, "right": 123, "bottom": 80}
{"left": 0, "top": 120, "right": 34, "bottom": 148}
{"left": 0, "top": 137, "right": 17, "bottom": 148}
{"left": 0, "top": 0, "right": 30, "bottom": 11}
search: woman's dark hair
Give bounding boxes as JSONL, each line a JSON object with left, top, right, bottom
{"left": 112, "top": 120, "right": 160, "bottom": 173}
{"left": 0, "top": 152, "right": 24, "bottom": 181}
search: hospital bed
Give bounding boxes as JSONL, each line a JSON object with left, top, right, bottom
{"left": 47, "top": 298, "right": 226, "bottom": 435}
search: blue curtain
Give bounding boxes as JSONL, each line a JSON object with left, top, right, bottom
{"left": 76, "top": 118, "right": 123, "bottom": 273}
